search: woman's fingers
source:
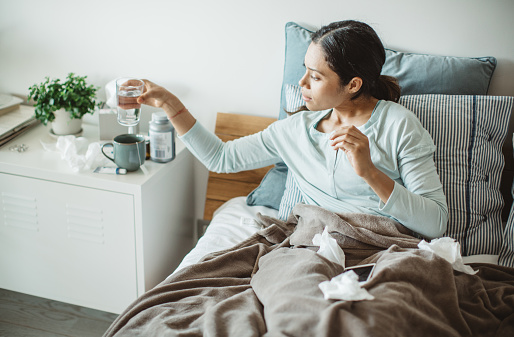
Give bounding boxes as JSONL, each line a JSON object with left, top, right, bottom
{"left": 136, "top": 80, "right": 167, "bottom": 107}
{"left": 329, "top": 125, "right": 374, "bottom": 177}
{"left": 330, "top": 126, "right": 365, "bottom": 150}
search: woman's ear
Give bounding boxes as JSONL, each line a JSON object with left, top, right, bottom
{"left": 348, "top": 77, "right": 363, "bottom": 93}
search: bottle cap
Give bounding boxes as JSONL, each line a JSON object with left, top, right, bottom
{"left": 151, "top": 111, "right": 169, "bottom": 123}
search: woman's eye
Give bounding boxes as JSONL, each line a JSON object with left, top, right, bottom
{"left": 310, "top": 75, "right": 320, "bottom": 81}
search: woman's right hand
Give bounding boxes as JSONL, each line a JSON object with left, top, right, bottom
{"left": 137, "top": 79, "right": 196, "bottom": 136}
{"left": 137, "top": 79, "right": 186, "bottom": 118}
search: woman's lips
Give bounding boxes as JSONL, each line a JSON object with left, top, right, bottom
{"left": 302, "top": 94, "right": 312, "bottom": 102}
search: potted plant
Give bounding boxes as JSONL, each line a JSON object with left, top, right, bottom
{"left": 28, "top": 73, "right": 102, "bottom": 135}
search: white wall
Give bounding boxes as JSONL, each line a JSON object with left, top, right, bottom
{"left": 1, "top": 0, "right": 513, "bottom": 221}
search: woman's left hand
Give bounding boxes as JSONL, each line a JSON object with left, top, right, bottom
{"left": 330, "top": 125, "right": 395, "bottom": 203}
{"left": 330, "top": 125, "right": 375, "bottom": 178}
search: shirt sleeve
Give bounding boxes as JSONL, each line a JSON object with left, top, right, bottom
{"left": 378, "top": 121, "right": 448, "bottom": 239}
{"left": 378, "top": 158, "right": 448, "bottom": 239}
{"left": 178, "top": 120, "right": 281, "bottom": 173}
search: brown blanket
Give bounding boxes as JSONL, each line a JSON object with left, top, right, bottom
{"left": 103, "top": 205, "right": 514, "bottom": 337}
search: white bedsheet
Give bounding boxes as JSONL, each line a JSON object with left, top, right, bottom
{"left": 169, "top": 197, "right": 498, "bottom": 278}
{"left": 170, "top": 197, "right": 278, "bottom": 277}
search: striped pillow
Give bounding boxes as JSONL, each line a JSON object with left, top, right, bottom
{"left": 284, "top": 85, "right": 514, "bottom": 255}
{"left": 500, "top": 184, "right": 514, "bottom": 268}
{"left": 285, "top": 83, "right": 305, "bottom": 112}
{"left": 399, "top": 95, "right": 513, "bottom": 256}
{"left": 278, "top": 170, "right": 304, "bottom": 220}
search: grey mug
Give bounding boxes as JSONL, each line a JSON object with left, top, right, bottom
{"left": 101, "top": 134, "right": 146, "bottom": 171}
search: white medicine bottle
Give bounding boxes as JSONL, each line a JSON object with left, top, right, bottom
{"left": 149, "top": 111, "right": 175, "bottom": 163}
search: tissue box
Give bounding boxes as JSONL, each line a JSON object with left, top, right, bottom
{"left": 98, "top": 109, "right": 152, "bottom": 140}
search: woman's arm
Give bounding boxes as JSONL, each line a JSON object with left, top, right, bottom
{"left": 382, "top": 160, "right": 448, "bottom": 239}
{"left": 138, "top": 80, "right": 282, "bottom": 173}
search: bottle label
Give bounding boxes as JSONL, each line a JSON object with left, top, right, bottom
{"left": 150, "top": 131, "right": 173, "bottom": 160}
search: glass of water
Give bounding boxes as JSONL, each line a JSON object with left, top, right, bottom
{"left": 116, "top": 78, "right": 144, "bottom": 133}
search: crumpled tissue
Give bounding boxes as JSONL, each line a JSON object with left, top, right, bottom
{"left": 418, "top": 237, "right": 478, "bottom": 275}
{"left": 314, "top": 228, "right": 373, "bottom": 301}
{"left": 41, "top": 135, "right": 111, "bottom": 172}
{"left": 313, "top": 227, "right": 346, "bottom": 267}
{"left": 319, "top": 270, "right": 375, "bottom": 301}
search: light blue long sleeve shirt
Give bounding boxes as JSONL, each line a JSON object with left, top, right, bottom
{"left": 180, "top": 100, "right": 448, "bottom": 239}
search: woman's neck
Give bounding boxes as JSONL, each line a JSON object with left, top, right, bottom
{"left": 317, "top": 96, "right": 379, "bottom": 133}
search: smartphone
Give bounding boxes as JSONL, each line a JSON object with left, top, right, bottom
{"left": 345, "top": 263, "right": 376, "bottom": 282}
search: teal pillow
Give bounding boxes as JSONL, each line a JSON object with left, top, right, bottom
{"left": 278, "top": 22, "right": 314, "bottom": 120}
{"left": 383, "top": 49, "right": 496, "bottom": 95}
{"left": 246, "top": 162, "right": 288, "bottom": 209}
{"left": 280, "top": 22, "right": 496, "bottom": 117}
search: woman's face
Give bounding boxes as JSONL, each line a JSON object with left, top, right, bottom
{"left": 299, "top": 43, "right": 350, "bottom": 111}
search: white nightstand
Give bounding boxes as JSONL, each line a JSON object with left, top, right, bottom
{"left": 0, "top": 118, "right": 195, "bottom": 314}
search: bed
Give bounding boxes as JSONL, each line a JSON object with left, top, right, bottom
{"left": 103, "top": 22, "right": 514, "bottom": 336}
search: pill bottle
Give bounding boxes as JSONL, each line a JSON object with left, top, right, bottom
{"left": 149, "top": 111, "right": 175, "bottom": 163}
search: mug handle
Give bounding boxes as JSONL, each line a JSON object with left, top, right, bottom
{"left": 101, "top": 143, "right": 115, "bottom": 163}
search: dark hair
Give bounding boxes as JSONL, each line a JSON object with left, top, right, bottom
{"left": 312, "top": 20, "right": 400, "bottom": 102}
{"left": 289, "top": 20, "right": 400, "bottom": 114}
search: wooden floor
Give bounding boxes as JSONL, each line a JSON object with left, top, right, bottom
{"left": 0, "top": 288, "right": 118, "bottom": 337}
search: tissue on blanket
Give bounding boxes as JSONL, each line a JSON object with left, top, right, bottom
{"left": 418, "top": 237, "right": 478, "bottom": 275}
{"left": 319, "top": 270, "right": 375, "bottom": 301}
{"left": 313, "top": 227, "right": 346, "bottom": 267}
{"left": 41, "top": 136, "right": 111, "bottom": 172}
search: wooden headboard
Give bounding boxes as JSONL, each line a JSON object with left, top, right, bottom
{"left": 203, "top": 112, "right": 277, "bottom": 221}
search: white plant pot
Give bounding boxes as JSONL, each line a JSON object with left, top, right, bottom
{"left": 51, "top": 108, "right": 83, "bottom": 135}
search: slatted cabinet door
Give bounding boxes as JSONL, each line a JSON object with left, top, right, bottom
{"left": 0, "top": 173, "right": 138, "bottom": 314}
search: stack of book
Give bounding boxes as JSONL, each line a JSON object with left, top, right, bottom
{"left": 0, "top": 94, "right": 39, "bottom": 147}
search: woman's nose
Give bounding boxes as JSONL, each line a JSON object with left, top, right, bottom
{"left": 299, "top": 71, "right": 308, "bottom": 88}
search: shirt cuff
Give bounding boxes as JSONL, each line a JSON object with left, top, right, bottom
{"left": 378, "top": 181, "right": 401, "bottom": 213}
{"left": 177, "top": 120, "right": 200, "bottom": 143}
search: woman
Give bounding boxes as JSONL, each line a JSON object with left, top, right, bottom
{"left": 137, "top": 20, "right": 448, "bottom": 239}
